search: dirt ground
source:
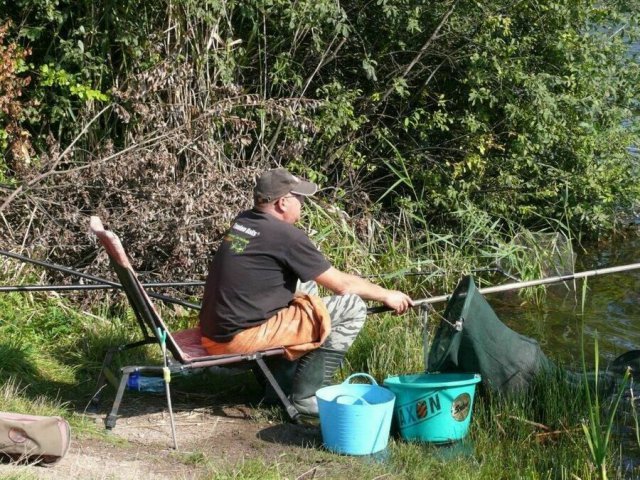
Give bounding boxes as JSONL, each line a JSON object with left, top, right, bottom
{"left": 0, "top": 394, "right": 375, "bottom": 480}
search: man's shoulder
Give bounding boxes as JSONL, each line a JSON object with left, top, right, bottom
{"left": 233, "top": 209, "right": 308, "bottom": 240}
{"left": 253, "top": 210, "right": 308, "bottom": 233}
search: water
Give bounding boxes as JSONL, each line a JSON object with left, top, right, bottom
{"left": 465, "top": 234, "right": 640, "bottom": 469}
{"left": 487, "top": 233, "right": 640, "bottom": 368}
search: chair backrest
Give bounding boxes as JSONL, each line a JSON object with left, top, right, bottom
{"left": 89, "top": 216, "right": 188, "bottom": 362}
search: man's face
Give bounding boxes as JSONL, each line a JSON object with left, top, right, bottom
{"left": 281, "top": 193, "right": 304, "bottom": 224}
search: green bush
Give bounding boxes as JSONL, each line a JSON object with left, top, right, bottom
{"left": 1, "top": 0, "right": 638, "bottom": 283}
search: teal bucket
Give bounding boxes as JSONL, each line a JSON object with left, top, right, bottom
{"left": 383, "top": 373, "right": 481, "bottom": 444}
{"left": 317, "top": 373, "right": 395, "bottom": 455}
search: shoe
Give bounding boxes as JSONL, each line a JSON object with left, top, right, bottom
{"left": 291, "top": 395, "right": 319, "bottom": 416}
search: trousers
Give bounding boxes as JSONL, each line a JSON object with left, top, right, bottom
{"left": 201, "top": 281, "right": 367, "bottom": 359}
{"left": 298, "top": 280, "right": 367, "bottom": 352}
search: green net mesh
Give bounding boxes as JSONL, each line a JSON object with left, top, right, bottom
{"left": 427, "top": 275, "right": 556, "bottom": 394}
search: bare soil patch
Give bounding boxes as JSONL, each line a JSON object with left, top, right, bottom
{"left": 0, "top": 395, "right": 380, "bottom": 480}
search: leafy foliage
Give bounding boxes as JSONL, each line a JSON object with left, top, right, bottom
{"left": 0, "top": 22, "right": 34, "bottom": 181}
{"left": 0, "top": 0, "right": 639, "bottom": 281}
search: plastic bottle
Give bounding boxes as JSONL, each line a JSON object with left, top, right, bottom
{"left": 126, "top": 372, "right": 165, "bottom": 393}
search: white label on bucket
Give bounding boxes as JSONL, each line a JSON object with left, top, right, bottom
{"left": 451, "top": 393, "right": 471, "bottom": 421}
{"left": 396, "top": 392, "right": 442, "bottom": 428}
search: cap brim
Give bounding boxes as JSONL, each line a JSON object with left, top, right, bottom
{"left": 290, "top": 180, "right": 318, "bottom": 196}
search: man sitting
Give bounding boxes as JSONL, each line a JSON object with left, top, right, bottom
{"left": 199, "top": 167, "right": 413, "bottom": 416}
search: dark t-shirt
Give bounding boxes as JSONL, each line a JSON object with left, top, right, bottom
{"left": 199, "top": 209, "right": 331, "bottom": 340}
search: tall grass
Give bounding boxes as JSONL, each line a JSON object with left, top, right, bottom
{"left": 306, "top": 198, "right": 571, "bottom": 302}
{"left": 575, "top": 274, "right": 632, "bottom": 479}
{"left": 302, "top": 197, "right": 575, "bottom": 382}
{"left": 580, "top": 330, "right": 629, "bottom": 479}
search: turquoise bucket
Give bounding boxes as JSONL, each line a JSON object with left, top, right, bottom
{"left": 317, "top": 373, "right": 395, "bottom": 455}
{"left": 383, "top": 373, "right": 481, "bottom": 444}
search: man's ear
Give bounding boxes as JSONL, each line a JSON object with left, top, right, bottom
{"left": 273, "top": 196, "right": 286, "bottom": 212}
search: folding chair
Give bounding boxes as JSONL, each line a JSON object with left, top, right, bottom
{"left": 88, "top": 216, "right": 300, "bottom": 429}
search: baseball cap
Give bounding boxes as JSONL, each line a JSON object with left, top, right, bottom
{"left": 254, "top": 168, "right": 318, "bottom": 202}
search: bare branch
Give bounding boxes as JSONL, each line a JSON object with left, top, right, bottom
{"left": 380, "top": 1, "right": 458, "bottom": 104}
{"left": 0, "top": 104, "right": 113, "bottom": 213}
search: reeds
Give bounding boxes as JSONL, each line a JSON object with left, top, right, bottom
{"left": 580, "top": 330, "right": 630, "bottom": 479}
{"left": 576, "top": 273, "right": 632, "bottom": 479}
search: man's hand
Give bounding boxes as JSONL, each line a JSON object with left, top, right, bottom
{"left": 383, "top": 290, "right": 414, "bottom": 315}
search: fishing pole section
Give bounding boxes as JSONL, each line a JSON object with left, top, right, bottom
{"left": 3, "top": 247, "right": 640, "bottom": 317}
{"left": 367, "top": 261, "right": 640, "bottom": 314}
{"left": 0, "top": 249, "right": 201, "bottom": 310}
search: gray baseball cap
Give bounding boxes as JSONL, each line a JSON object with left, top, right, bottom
{"left": 254, "top": 168, "right": 318, "bottom": 202}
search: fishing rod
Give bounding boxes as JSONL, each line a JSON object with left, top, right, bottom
{"left": 0, "top": 282, "right": 204, "bottom": 293}
{"left": 8, "top": 248, "right": 638, "bottom": 316}
{"left": 1, "top": 266, "right": 516, "bottom": 294}
{"left": 367, "top": 261, "right": 640, "bottom": 314}
{"left": 0, "top": 249, "right": 200, "bottom": 310}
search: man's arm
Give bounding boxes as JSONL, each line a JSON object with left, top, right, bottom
{"left": 314, "top": 267, "right": 414, "bottom": 314}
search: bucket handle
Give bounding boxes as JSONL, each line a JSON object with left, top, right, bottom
{"left": 342, "top": 373, "right": 378, "bottom": 386}
{"left": 334, "top": 394, "right": 371, "bottom": 406}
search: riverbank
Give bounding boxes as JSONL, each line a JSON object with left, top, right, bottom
{"left": 3, "top": 234, "right": 640, "bottom": 478}
{"left": 1, "top": 368, "right": 636, "bottom": 480}
{"left": 0, "top": 293, "right": 637, "bottom": 480}
{"left": 0, "top": 400, "right": 366, "bottom": 479}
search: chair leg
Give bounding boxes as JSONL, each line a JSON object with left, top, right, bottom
{"left": 254, "top": 356, "right": 300, "bottom": 423}
{"left": 105, "top": 370, "right": 131, "bottom": 430}
{"left": 89, "top": 339, "right": 154, "bottom": 411}
{"left": 87, "top": 348, "right": 117, "bottom": 412}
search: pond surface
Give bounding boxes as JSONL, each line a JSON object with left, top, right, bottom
{"left": 483, "top": 233, "right": 640, "bottom": 369}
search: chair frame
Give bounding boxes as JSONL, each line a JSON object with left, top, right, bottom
{"left": 88, "top": 216, "right": 300, "bottom": 429}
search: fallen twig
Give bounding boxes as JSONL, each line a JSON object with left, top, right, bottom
{"left": 295, "top": 466, "right": 318, "bottom": 480}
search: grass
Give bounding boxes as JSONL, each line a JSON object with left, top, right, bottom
{"left": 306, "top": 198, "right": 576, "bottom": 307}
{"left": 2, "top": 281, "right": 636, "bottom": 479}
{"left": 198, "top": 374, "right": 610, "bottom": 479}
{"left": 580, "top": 337, "right": 629, "bottom": 480}
{"left": 0, "top": 206, "right": 633, "bottom": 478}
{"left": 0, "top": 473, "right": 37, "bottom": 480}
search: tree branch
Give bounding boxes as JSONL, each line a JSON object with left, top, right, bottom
{"left": 0, "top": 104, "right": 113, "bottom": 213}
{"left": 380, "top": 1, "right": 458, "bottom": 104}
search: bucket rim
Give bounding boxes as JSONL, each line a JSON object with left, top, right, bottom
{"left": 383, "top": 372, "right": 481, "bottom": 389}
{"left": 317, "top": 383, "right": 395, "bottom": 404}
